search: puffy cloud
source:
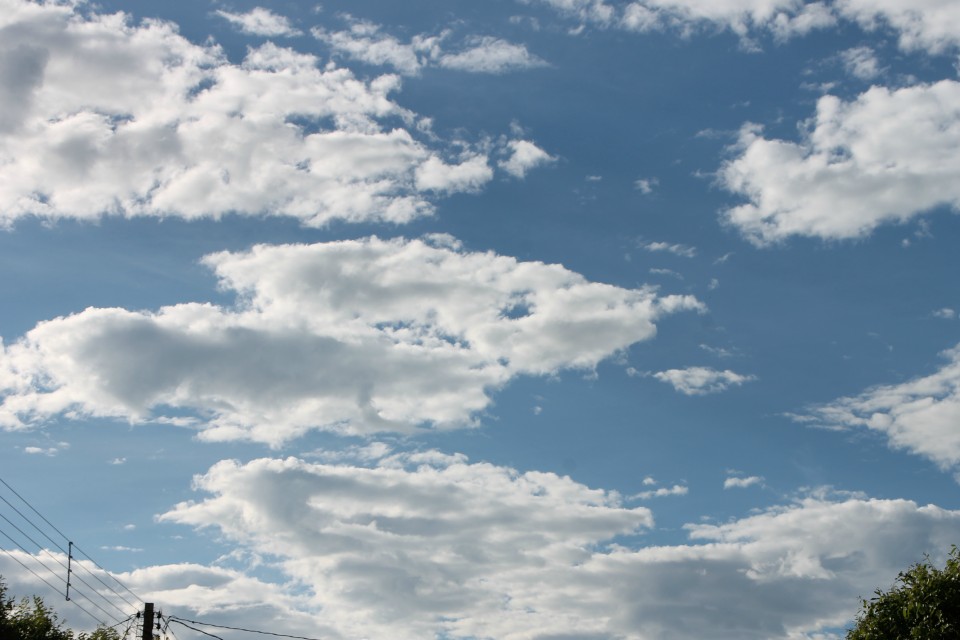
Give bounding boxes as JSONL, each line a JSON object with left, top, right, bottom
{"left": 800, "top": 343, "right": 960, "bottom": 472}
{"left": 313, "top": 21, "right": 544, "bottom": 76}
{"left": 533, "top": 0, "right": 960, "bottom": 52}
{"left": 631, "top": 483, "right": 689, "bottom": 499}
{"left": 414, "top": 155, "right": 493, "bottom": 192}
{"left": 499, "top": 140, "right": 556, "bottom": 178}
{"left": 0, "top": 237, "right": 703, "bottom": 445}
{"left": 839, "top": 45, "right": 881, "bottom": 79}
{"left": 160, "top": 454, "right": 652, "bottom": 640}
{"left": 721, "top": 81, "right": 960, "bottom": 244}
{"left": 634, "top": 177, "right": 659, "bottom": 194}
{"left": 533, "top": 0, "right": 837, "bottom": 39}
{"left": 438, "top": 36, "right": 548, "bottom": 73}
{"left": 836, "top": 0, "right": 960, "bottom": 53}
{"left": 153, "top": 456, "right": 960, "bottom": 640}
{"left": 0, "top": 0, "right": 516, "bottom": 227}
{"left": 653, "top": 366, "right": 755, "bottom": 395}
{"left": 640, "top": 240, "right": 697, "bottom": 258}
{"left": 312, "top": 20, "right": 437, "bottom": 76}
{"left": 932, "top": 308, "right": 957, "bottom": 319}
{"left": 215, "top": 7, "right": 301, "bottom": 37}
{"left": 3, "top": 465, "right": 958, "bottom": 639}
{"left": 724, "top": 475, "right": 764, "bottom": 489}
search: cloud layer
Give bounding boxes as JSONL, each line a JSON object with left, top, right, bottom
{"left": 0, "top": 237, "right": 702, "bottom": 444}
{"left": 533, "top": 0, "right": 960, "bottom": 51}
{"left": 0, "top": 1, "right": 542, "bottom": 227}
{"left": 313, "top": 20, "right": 546, "bottom": 76}
{"left": 153, "top": 455, "right": 960, "bottom": 640}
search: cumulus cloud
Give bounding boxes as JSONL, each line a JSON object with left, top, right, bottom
{"left": 499, "top": 140, "right": 556, "bottom": 178}
{"left": 531, "top": 0, "right": 960, "bottom": 52}
{"left": 839, "top": 45, "right": 881, "bottom": 79}
{"left": 151, "top": 457, "right": 960, "bottom": 640}
{"left": 836, "top": 0, "right": 960, "bottom": 53}
{"left": 160, "top": 454, "right": 653, "bottom": 640}
{"left": 0, "top": 237, "right": 703, "bottom": 445}
{"left": 2, "top": 465, "right": 958, "bottom": 639}
{"left": 312, "top": 19, "right": 438, "bottom": 75}
{"left": 313, "top": 20, "right": 544, "bottom": 76}
{"left": 438, "top": 36, "right": 548, "bottom": 73}
{"left": 721, "top": 80, "right": 960, "bottom": 244}
{"left": 634, "top": 177, "right": 659, "bottom": 194}
{"left": 724, "top": 475, "right": 764, "bottom": 489}
{"left": 800, "top": 343, "right": 960, "bottom": 472}
{"left": 533, "top": 0, "right": 836, "bottom": 39}
{"left": 631, "top": 483, "right": 689, "bottom": 499}
{"left": 640, "top": 240, "right": 697, "bottom": 257}
{"left": 653, "top": 366, "right": 755, "bottom": 395}
{"left": 215, "top": 7, "right": 301, "bottom": 37}
{"left": 932, "top": 307, "right": 957, "bottom": 319}
{"left": 0, "top": 0, "right": 524, "bottom": 227}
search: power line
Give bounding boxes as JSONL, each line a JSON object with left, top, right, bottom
{"left": 0, "top": 524, "right": 127, "bottom": 625}
{"left": 0, "top": 543, "right": 105, "bottom": 627}
{"left": 0, "top": 510, "right": 130, "bottom": 621}
{"left": 168, "top": 619, "right": 225, "bottom": 640}
{"left": 167, "top": 616, "right": 329, "bottom": 640}
{"left": 0, "top": 476, "right": 144, "bottom": 608}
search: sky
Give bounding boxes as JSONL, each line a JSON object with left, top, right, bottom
{"left": 1, "top": 0, "right": 959, "bottom": 638}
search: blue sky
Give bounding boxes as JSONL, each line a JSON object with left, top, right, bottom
{"left": 1, "top": 0, "right": 959, "bottom": 638}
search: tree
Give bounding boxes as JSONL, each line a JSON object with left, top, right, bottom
{"left": 0, "top": 577, "right": 120, "bottom": 640}
{"left": 847, "top": 546, "right": 960, "bottom": 639}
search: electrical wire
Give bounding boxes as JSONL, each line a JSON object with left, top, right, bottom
{"left": 0, "top": 511, "right": 130, "bottom": 621}
{"left": 168, "top": 618, "right": 226, "bottom": 640}
{"left": 168, "top": 616, "right": 328, "bottom": 640}
{"left": 0, "top": 524, "right": 124, "bottom": 625}
{"left": 0, "top": 543, "right": 105, "bottom": 627}
{"left": 0, "top": 476, "right": 144, "bottom": 609}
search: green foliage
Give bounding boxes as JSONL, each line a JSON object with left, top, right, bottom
{"left": 0, "top": 577, "right": 120, "bottom": 640}
{"left": 847, "top": 546, "right": 960, "bottom": 639}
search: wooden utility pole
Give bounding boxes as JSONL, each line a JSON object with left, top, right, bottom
{"left": 142, "top": 603, "right": 154, "bottom": 640}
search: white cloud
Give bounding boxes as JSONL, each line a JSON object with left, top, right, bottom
{"left": 215, "top": 7, "right": 301, "bottom": 37}
{"left": 932, "top": 307, "right": 957, "bottom": 319}
{"left": 438, "top": 36, "right": 547, "bottom": 73}
{"left": 414, "top": 155, "right": 493, "bottom": 192}
{"left": 649, "top": 267, "right": 684, "bottom": 279}
{"left": 837, "top": 0, "right": 960, "bottom": 53}
{"left": 839, "top": 45, "right": 881, "bottom": 79}
{"left": 313, "top": 21, "right": 544, "bottom": 76}
{"left": 161, "top": 454, "right": 653, "bottom": 640}
{"left": 641, "top": 240, "right": 697, "bottom": 257}
{"left": 634, "top": 177, "right": 659, "bottom": 194}
{"left": 100, "top": 545, "right": 143, "bottom": 552}
{"left": 2, "top": 470, "right": 958, "bottom": 639}
{"left": 0, "top": 237, "right": 703, "bottom": 445}
{"left": 0, "top": 1, "right": 512, "bottom": 227}
{"left": 721, "top": 81, "right": 960, "bottom": 244}
{"left": 653, "top": 366, "right": 756, "bottom": 395}
{"left": 724, "top": 475, "right": 764, "bottom": 489}
{"left": 151, "top": 457, "right": 960, "bottom": 640}
{"left": 498, "top": 140, "right": 556, "bottom": 178}
{"left": 23, "top": 445, "right": 58, "bottom": 456}
{"left": 532, "top": 0, "right": 960, "bottom": 53}
{"left": 631, "top": 484, "right": 689, "bottom": 499}
{"left": 312, "top": 20, "right": 437, "bottom": 75}
{"left": 800, "top": 343, "right": 960, "bottom": 472}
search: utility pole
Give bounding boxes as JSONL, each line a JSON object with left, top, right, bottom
{"left": 142, "top": 603, "right": 154, "bottom": 640}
